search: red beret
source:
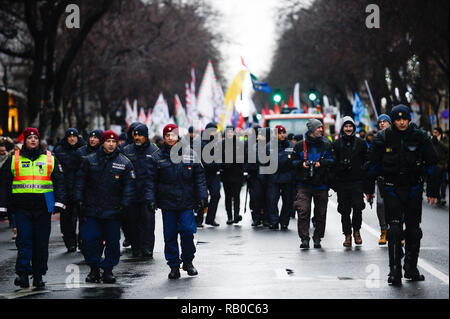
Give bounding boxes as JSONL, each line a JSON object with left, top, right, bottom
{"left": 23, "top": 127, "right": 40, "bottom": 140}
{"left": 101, "top": 130, "right": 119, "bottom": 144}
{"left": 275, "top": 125, "right": 286, "bottom": 133}
{"left": 163, "top": 124, "right": 179, "bottom": 137}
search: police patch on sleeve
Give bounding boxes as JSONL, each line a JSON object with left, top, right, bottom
{"left": 130, "top": 170, "right": 136, "bottom": 179}
{"left": 58, "top": 164, "right": 63, "bottom": 172}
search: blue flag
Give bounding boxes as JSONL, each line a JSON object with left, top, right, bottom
{"left": 352, "top": 92, "right": 365, "bottom": 128}
{"left": 250, "top": 73, "right": 272, "bottom": 93}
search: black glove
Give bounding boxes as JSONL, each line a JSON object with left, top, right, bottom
{"left": 147, "top": 202, "right": 157, "bottom": 212}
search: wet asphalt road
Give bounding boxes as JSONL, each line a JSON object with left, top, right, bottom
{"left": 0, "top": 187, "right": 448, "bottom": 300}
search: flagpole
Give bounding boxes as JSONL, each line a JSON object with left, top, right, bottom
{"left": 364, "top": 80, "right": 378, "bottom": 119}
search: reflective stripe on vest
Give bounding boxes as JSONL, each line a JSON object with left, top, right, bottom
{"left": 11, "top": 150, "right": 54, "bottom": 194}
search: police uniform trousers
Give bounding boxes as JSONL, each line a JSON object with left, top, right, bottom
{"left": 267, "top": 182, "right": 293, "bottom": 227}
{"left": 222, "top": 182, "right": 242, "bottom": 220}
{"left": 205, "top": 174, "right": 221, "bottom": 224}
{"left": 162, "top": 210, "right": 197, "bottom": 268}
{"left": 81, "top": 217, "right": 121, "bottom": 270}
{"left": 383, "top": 183, "right": 423, "bottom": 270}
{"left": 15, "top": 210, "right": 51, "bottom": 276}
{"left": 249, "top": 175, "right": 268, "bottom": 223}
{"left": 128, "top": 203, "right": 155, "bottom": 254}
{"left": 376, "top": 182, "right": 387, "bottom": 231}
{"left": 336, "top": 182, "right": 365, "bottom": 235}
{"left": 60, "top": 200, "right": 81, "bottom": 249}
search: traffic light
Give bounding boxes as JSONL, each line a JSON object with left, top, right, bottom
{"left": 308, "top": 88, "right": 317, "bottom": 102}
{"left": 272, "top": 89, "right": 283, "bottom": 103}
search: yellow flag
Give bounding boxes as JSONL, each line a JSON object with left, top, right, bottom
{"left": 220, "top": 70, "right": 247, "bottom": 129}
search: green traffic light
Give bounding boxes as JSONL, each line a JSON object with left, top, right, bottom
{"left": 273, "top": 94, "right": 282, "bottom": 103}
{"left": 308, "top": 92, "right": 317, "bottom": 101}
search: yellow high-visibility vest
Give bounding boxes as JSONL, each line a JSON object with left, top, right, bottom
{"left": 11, "top": 149, "right": 54, "bottom": 194}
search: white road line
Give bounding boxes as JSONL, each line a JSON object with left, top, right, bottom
{"left": 329, "top": 201, "right": 449, "bottom": 285}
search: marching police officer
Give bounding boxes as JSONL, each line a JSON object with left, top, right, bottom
{"left": 293, "top": 119, "right": 334, "bottom": 249}
{"left": 75, "top": 130, "right": 136, "bottom": 284}
{"left": 266, "top": 125, "right": 295, "bottom": 230}
{"left": 0, "top": 128, "right": 66, "bottom": 288}
{"left": 365, "top": 114, "right": 392, "bottom": 245}
{"left": 332, "top": 117, "right": 368, "bottom": 247}
{"left": 221, "top": 125, "right": 245, "bottom": 225}
{"left": 245, "top": 126, "right": 271, "bottom": 227}
{"left": 365, "top": 105, "right": 439, "bottom": 285}
{"left": 77, "top": 129, "right": 103, "bottom": 158}
{"left": 122, "top": 124, "right": 159, "bottom": 258}
{"left": 155, "top": 124, "right": 208, "bottom": 279}
{"left": 54, "top": 128, "right": 85, "bottom": 252}
{"left": 199, "top": 122, "right": 222, "bottom": 227}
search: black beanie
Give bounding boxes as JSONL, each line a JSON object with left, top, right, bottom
{"left": 133, "top": 124, "right": 149, "bottom": 138}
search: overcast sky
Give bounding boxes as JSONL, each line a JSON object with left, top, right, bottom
{"left": 206, "top": 0, "right": 280, "bottom": 85}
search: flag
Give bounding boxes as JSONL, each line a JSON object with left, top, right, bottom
{"left": 237, "top": 113, "right": 245, "bottom": 129}
{"left": 293, "top": 83, "right": 300, "bottom": 109}
{"left": 274, "top": 104, "right": 280, "bottom": 114}
{"left": 352, "top": 92, "right": 365, "bottom": 127}
{"left": 125, "top": 98, "right": 138, "bottom": 128}
{"left": 133, "top": 99, "right": 138, "bottom": 121}
{"left": 249, "top": 73, "right": 272, "bottom": 93}
{"left": 138, "top": 107, "right": 146, "bottom": 123}
{"left": 174, "top": 94, "right": 188, "bottom": 129}
{"left": 197, "top": 60, "right": 217, "bottom": 120}
{"left": 288, "top": 95, "right": 294, "bottom": 108}
{"left": 248, "top": 98, "right": 257, "bottom": 119}
{"left": 231, "top": 104, "right": 240, "bottom": 127}
{"left": 145, "top": 108, "right": 152, "bottom": 129}
{"left": 222, "top": 70, "right": 247, "bottom": 129}
{"left": 151, "top": 93, "right": 170, "bottom": 136}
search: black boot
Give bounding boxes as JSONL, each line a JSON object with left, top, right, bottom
{"left": 300, "top": 238, "right": 310, "bottom": 249}
{"left": 86, "top": 267, "right": 101, "bottom": 283}
{"left": 168, "top": 267, "right": 180, "bottom": 279}
{"left": 182, "top": 262, "right": 198, "bottom": 276}
{"left": 387, "top": 240, "right": 403, "bottom": 285}
{"left": 14, "top": 273, "right": 29, "bottom": 289}
{"left": 102, "top": 269, "right": 116, "bottom": 284}
{"left": 233, "top": 214, "right": 242, "bottom": 223}
{"left": 403, "top": 246, "right": 425, "bottom": 281}
{"left": 32, "top": 274, "right": 45, "bottom": 288}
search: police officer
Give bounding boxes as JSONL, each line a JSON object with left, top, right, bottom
{"left": 221, "top": 125, "right": 245, "bottom": 225}
{"left": 75, "top": 130, "right": 136, "bottom": 283}
{"left": 122, "top": 124, "right": 159, "bottom": 258}
{"left": 332, "top": 116, "right": 368, "bottom": 247}
{"left": 77, "top": 129, "right": 103, "bottom": 158}
{"left": 119, "top": 122, "right": 141, "bottom": 151}
{"left": 0, "top": 128, "right": 66, "bottom": 288}
{"left": 365, "top": 105, "right": 439, "bottom": 285}
{"left": 245, "top": 127, "right": 271, "bottom": 227}
{"left": 365, "top": 114, "right": 392, "bottom": 245}
{"left": 267, "top": 125, "right": 295, "bottom": 230}
{"left": 293, "top": 119, "right": 334, "bottom": 249}
{"left": 54, "top": 128, "right": 85, "bottom": 252}
{"left": 155, "top": 124, "right": 208, "bottom": 279}
{"left": 199, "top": 122, "right": 222, "bottom": 227}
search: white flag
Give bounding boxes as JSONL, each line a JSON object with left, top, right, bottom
{"left": 125, "top": 98, "right": 138, "bottom": 127}
{"left": 196, "top": 60, "right": 216, "bottom": 121}
{"left": 138, "top": 107, "right": 146, "bottom": 123}
{"left": 174, "top": 94, "right": 188, "bottom": 130}
{"left": 293, "top": 83, "right": 300, "bottom": 109}
{"left": 151, "top": 93, "right": 170, "bottom": 137}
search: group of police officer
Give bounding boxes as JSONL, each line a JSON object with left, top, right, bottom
{"left": 0, "top": 103, "right": 441, "bottom": 289}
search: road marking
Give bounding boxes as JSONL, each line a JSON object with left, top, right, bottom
{"left": 329, "top": 201, "right": 449, "bottom": 285}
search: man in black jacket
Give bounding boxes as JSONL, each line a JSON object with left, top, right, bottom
{"left": 155, "top": 124, "right": 208, "bottom": 279}
{"left": 332, "top": 116, "right": 368, "bottom": 247}
{"left": 75, "top": 130, "right": 136, "bottom": 284}
{"left": 77, "top": 129, "right": 103, "bottom": 158}
{"left": 266, "top": 125, "right": 295, "bottom": 230}
{"left": 0, "top": 128, "right": 66, "bottom": 288}
{"left": 199, "top": 122, "right": 222, "bottom": 227}
{"left": 221, "top": 125, "right": 245, "bottom": 225}
{"left": 54, "top": 128, "right": 85, "bottom": 252}
{"left": 365, "top": 105, "right": 439, "bottom": 285}
{"left": 122, "top": 124, "right": 159, "bottom": 258}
